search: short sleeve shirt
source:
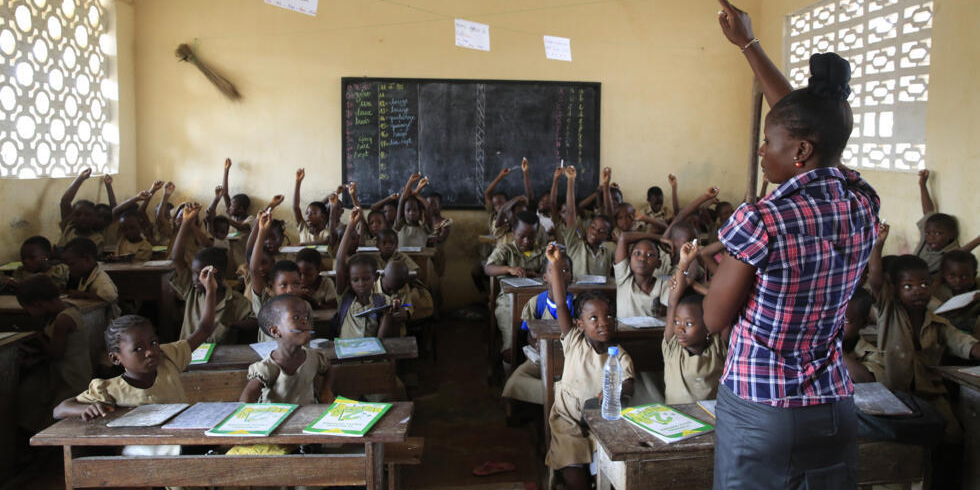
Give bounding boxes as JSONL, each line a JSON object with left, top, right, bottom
{"left": 247, "top": 347, "right": 331, "bottom": 405}
{"left": 76, "top": 341, "right": 192, "bottom": 406}
{"left": 613, "top": 259, "right": 670, "bottom": 318}
{"left": 170, "top": 267, "right": 253, "bottom": 344}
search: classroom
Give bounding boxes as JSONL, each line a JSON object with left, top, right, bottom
{"left": 1, "top": 0, "right": 978, "bottom": 489}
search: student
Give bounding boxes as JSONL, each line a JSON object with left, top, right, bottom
{"left": 96, "top": 174, "right": 118, "bottom": 244}
{"left": 614, "top": 230, "right": 671, "bottom": 318}
{"left": 295, "top": 248, "right": 338, "bottom": 310}
{"left": 203, "top": 185, "right": 232, "bottom": 249}
{"left": 868, "top": 225, "right": 980, "bottom": 443}
{"left": 62, "top": 238, "right": 119, "bottom": 306}
{"left": 151, "top": 181, "right": 177, "bottom": 247}
{"left": 375, "top": 228, "right": 420, "bottom": 272}
{"left": 557, "top": 166, "right": 615, "bottom": 277}
{"left": 53, "top": 267, "right": 220, "bottom": 458}
{"left": 57, "top": 168, "right": 105, "bottom": 248}
{"left": 537, "top": 166, "right": 561, "bottom": 236}
{"left": 914, "top": 170, "right": 980, "bottom": 276}
{"left": 424, "top": 191, "right": 452, "bottom": 276}
{"left": 542, "top": 243, "right": 634, "bottom": 490}
{"left": 641, "top": 183, "right": 673, "bottom": 223}
{"left": 484, "top": 167, "right": 514, "bottom": 233}
{"left": 485, "top": 210, "right": 546, "bottom": 361}
{"left": 292, "top": 168, "right": 333, "bottom": 245}
{"left": 502, "top": 251, "right": 574, "bottom": 406}
{"left": 221, "top": 158, "right": 256, "bottom": 234}
{"left": 841, "top": 288, "right": 884, "bottom": 383}
{"left": 333, "top": 207, "right": 404, "bottom": 339}
{"left": 395, "top": 173, "right": 432, "bottom": 248}
{"left": 15, "top": 275, "right": 92, "bottom": 432}
{"left": 249, "top": 211, "right": 306, "bottom": 341}
{"left": 2, "top": 236, "right": 70, "bottom": 291}
{"left": 662, "top": 240, "right": 727, "bottom": 405}
{"left": 115, "top": 209, "right": 153, "bottom": 262}
{"left": 239, "top": 294, "right": 335, "bottom": 405}
{"left": 930, "top": 250, "right": 979, "bottom": 336}
{"left": 170, "top": 203, "right": 252, "bottom": 343}
{"left": 360, "top": 210, "right": 387, "bottom": 248}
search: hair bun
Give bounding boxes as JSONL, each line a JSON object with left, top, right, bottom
{"left": 807, "top": 52, "right": 851, "bottom": 100}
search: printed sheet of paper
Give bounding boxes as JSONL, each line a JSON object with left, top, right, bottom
{"left": 335, "top": 337, "right": 386, "bottom": 359}
{"left": 304, "top": 397, "right": 392, "bottom": 437}
{"left": 189, "top": 343, "right": 214, "bottom": 365}
{"left": 250, "top": 341, "right": 278, "bottom": 359}
{"left": 265, "top": 0, "right": 318, "bottom": 16}
{"left": 163, "top": 402, "right": 242, "bottom": 430}
{"left": 934, "top": 291, "right": 978, "bottom": 314}
{"left": 455, "top": 19, "right": 490, "bottom": 52}
{"left": 106, "top": 404, "right": 189, "bottom": 427}
{"left": 499, "top": 277, "right": 543, "bottom": 288}
{"left": 543, "top": 35, "right": 572, "bottom": 61}
{"left": 620, "top": 316, "right": 666, "bottom": 329}
{"left": 206, "top": 403, "right": 297, "bottom": 437}
{"left": 575, "top": 275, "right": 607, "bottom": 285}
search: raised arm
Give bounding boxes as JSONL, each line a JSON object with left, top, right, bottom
{"left": 918, "top": 170, "right": 935, "bottom": 215}
{"left": 335, "top": 207, "right": 362, "bottom": 292}
{"left": 666, "top": 241, "right": 699, "bottom": 343}
{"left": 717, "top": 0, "right": 793, "bottom": 107}
{"left": 615, "top": 230, "right": 670, "bottom": 264}
{"left": 564, "top": 166, "right": 578, "bottom": 229}
{"left": 102, "top": 174, "right": 117, "bottom": 209}
{"left": 546, "top": 244, "right": 573, "bottom": 336}
{"left": 249, "top": 210, "right": 273, "bottom": 295}
{"left": 377, "top": 297, "right": 403, "bottom": 339}
{"left": 293, "top": 168, "right": 306, "bottom": 226}
{"left": 348, "top": 181, "right": 361, "bottom": 209}
{"left": 577, "top": 190, "right": 597, "bottom": 214}
{"left": 221, "top": 158, "right": 232, "bottom": 209}
{"left": 204, "top": 186, "right": 223, "bottom": 233}
{"left": 521, "top": 158, "right": 534, "bottom": 203}
{"left": 484, "top": 168, "right": 512, "bottom": 206}
{"left": 699, "top": 241, "right": 726, "bottom": 276}
{"left": 550, "top": 165, "right": 562, "bottom": 220}
{"left": 668, "top": 187, "right": 720, "bottom": 237}
{"left": 959, "top": 234, "right": 980, "bottom": 253}
{"left": 186, "top": 266, "right": 220, "bottom": 350}
{"left": 867, "top": 223, "right": 889, "bottom": 297}
{"left": 600, "top": 167, "right": 614, "bottom": 218}
{"left": 170, "top": 203, "right": 202, "bottom": 271}
{"left": 495, "top": 196, "right": 528, "bottom": 228}
{"left": 138, "top": 181, "right": 164, "bottom": 236}
{"left": 156, "top": 181, "right": 175, "bottom": 231}
{"left": 327, "top": 189, "right": 345, "bottom": 253}
{"left": 369, "top": 193, "right": 398, "bottom": 212}
{"left": 396, "top": 173, "right": 421, "bottom": 229}
{"left": 669, "top": 174, "right": 680, "bottom": 219}
{"left": 61, "top": 168, "right": 92, "bottom": 223}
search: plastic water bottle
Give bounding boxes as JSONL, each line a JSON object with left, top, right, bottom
{"left": 602, "top": 346, "right": 622, "bottom": 421}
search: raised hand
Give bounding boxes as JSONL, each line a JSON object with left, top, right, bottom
{"left": 521, "top": 157, "right": 529, "bottom": 172}
{"left": 199, "top": 265, "right": 218, "bottom": 293}
{"left": 268, "top": 194, "right": 285, "bottom": 209}
{"left": 415, "top": 177, "right": 430, "bottom": 193}
{"left": 600, "top": 167, "right": 612, "bottom": 186}
{"left": 878, "top": 222, "right": 890, "bottom": 242}
{"left": 257, "top": 209, "right": 272, "bottom": 231}
{"left": 164, "top": 181, "right": 176, "bottom": 194}
{"left": 668, "top": 174, "right": 677, "bottom": 187}
{"left": 679, "top": 239, "right": 699, "bottom": 264}
{"left": 408, "top": 173, "right": 422, "bottom": 185}
{"left": 918, "top": 169, "right": 929, "bottom": 185}
{"left": 717, "top": 0, "right": 755, "bottom": 48}
{"left": 499, "top": 167, "right": 511, "bottom": 177}
{"left": 183, "top": 202, "right": 202, "bottom": 221}
{"left": 296, "top": 168, "right": 305, "bottom": 182}
{"left": 137, "top": 190, "right": 152, "bottom": 201}
{"left": 102, "top": 174, "right": 113, "bottom": 185}
{"left": 545, "top": 242, "right": 562, "bottom": 263}
{"left": 565, "top": 166, "right": 577, "bottom": 179}
{"left": 150, "top": 180, "right": 164, "bottom": 192}
{"left": 554, "top": 166, "right": 563, "bottom": 179}
{"left": 348, "top": 181, "right": 358, "bottom": 197}
{"left": 214, "top": 185, "right": 224, "bottom": 198}
{"left": 79, "top": 168, "right": 92, "bottom": 179}
{"left": 224, "top": 158, "right": 232, "bottom": 171}
{"left": 706, "top": 186, "right": 720, "bottom": 198}
{"left": 349, "top": 206, "right": 363, "bottom": 225}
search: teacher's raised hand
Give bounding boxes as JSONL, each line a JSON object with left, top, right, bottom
{"left": 716, "top": 0, "right": 754, "bottom": 48}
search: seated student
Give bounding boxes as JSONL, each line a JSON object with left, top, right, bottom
{"left": 203, "top": 185, "right": 232, "bottom": 249}
{"left": 614, "top": 230, "right": 671, "bottom": 318}
{"left": 424, "top": 191, "right": 453, "bottom": 276}
{"left": 2, "top": 236, "right": 70, "bottom": 291}
{"left": 542, "top": 243, "right": 634, "bottom": 490}
{"left": 914, "top": 170, "right": 980, "bottom": 276}
{"left": 641, "top": 183, "right": 673, "bottom": 224}
{"left": 537, "top": 165, "right": 561, "bottom": 236}
{"left": 53, "top": 267, "right": 220, "bottom": 457}
{"left": 375, "top": 228, "right": 420, "bottom": 272}
{"left": 611, "top": 203, "right": 639, "bottom": 242}
{"left": 375, "top": 259, "right": 435, "bottom": 323}
{"left": 663, "top": 241, "right": 727, "bottom": 405}
{"left": 114, "top": 209, "right": 153, "bottom": 262}
{"left": 57, "top": 168, "right": 105, "bottom": 249}
{"left": 170, "top": 203, "right": 252, "bottom": 344}
{"left": 930, "top": 251, "right": 979, "bottom": 336}
{"left": 485, "top": 210, "right": 546, "bottom": 363}
{"left": 62, "top": 238, "right": 119, "bottom": 307}
{"left": 557, "top": 166, "right": 615, "bottom": 277}
{"left": 292, "top": 168, "right": 333, "bottom": 245}
{"left": 360, "top": 210, "right": 387, "bottom": 247}
{"left": 868, "top": 225, "right": 980, "bottom": 443}
{"left": 841, "top": 288, "right": 885, "bottom": 383}
{"left": 249, "top": 210, "right": 306, "bottom": 342}
{"left": 15, "top": 275, "right": 92, "bottom": 432}
{"left": 491, "top": 195, "right": 529, "bottom": 246}
{"left": 239, "top": 294, "right": 335, "bottom": 405}
{"left": 484, "top": 167, "right": 515, "bottom": 234}
{"left": 238, "top": 195, "right": 286, "bottom": 278}
{"left": 150, "top": 181, "right": 176, "bottom": 247}
{"left": 502, "top": 250, "right": 574, "bottom": 406}
{"left": 295, "top": 248, "right": 338, "bottom": 310}
{"left": 332, "top": 207, "right": 405, "bottom": 339}
{"left": 395, "top": 173, "right": 433, "bottom": 248}
{"left": 220, "top": 158, "right": 256, "bottom": 233}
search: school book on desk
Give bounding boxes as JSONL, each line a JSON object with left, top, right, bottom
{"left": 621, "top": 404, "right": 714, "bottom": 444}
{"left": 206, "top": 403, "right": 297, "bottom": 437}
{"left": 303, "top": 397, "right": 392, "bottom": 437}
{"left": 189, "top": 343, "right": 215, "bottom": 365}
{"left": 335, "top": 337, "right": 386, "bottom": 359}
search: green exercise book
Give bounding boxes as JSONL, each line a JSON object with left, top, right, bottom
{"left": 189, "top": 343, "right": 215, "bottom": 365}
{"left": 303, "top": 397, "right": 392, "bottom": 437}
{"left": 205, "top": 403, "right": 297, "bottom": 437}
{"left": 621, "top": 404, "right": 714, "bottom": 444}
{"left": 334, "top": 337, "right": 386, "bottom": 359}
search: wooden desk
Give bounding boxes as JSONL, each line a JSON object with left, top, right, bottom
{"left": 188, "top": 337, "right": 419, "bottom": 371}
{"left": 585, "top": 406, "right": 927, "bottom": 490}
{"left": 31, "top": 402, "right": 412, "bottom": 489}
{"left": 501, "top": 278, "right": 617, "bottom": 365}
{"left": 101, "top": 261, "right": 177, "bottom": 341}
{"left": 527, "top": 319, "right": 664, "bottom": 445}
{"left": 935, "top": 366, "right": 980, "bottom": 490}
{"left": 0, "top": 332, "right": 34, "bottom": 482}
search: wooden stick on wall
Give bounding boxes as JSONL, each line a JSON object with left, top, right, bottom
{"left": 745, "top": 79, "right": 763, "bottom": 204}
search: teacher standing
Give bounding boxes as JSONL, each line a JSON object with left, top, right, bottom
{"left": 704, "top": 2, "right": 881, "bottom": 489}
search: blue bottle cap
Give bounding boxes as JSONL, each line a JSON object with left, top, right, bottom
{"left": 607, "top": 346, "right": 619, "bottom": 356}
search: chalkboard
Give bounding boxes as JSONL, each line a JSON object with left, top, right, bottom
{"left": 342, "top": 78, "right": 600, "bottom": 209}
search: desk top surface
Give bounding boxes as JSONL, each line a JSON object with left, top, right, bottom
{"left": 0, "top": 295, "right": 108, "bottom": 314}
{"left": 585, "top": 405, "right": 715, "bottom": 461}
{"left": 189, "top": 337, "right": 418, "bottom": 371}
{"left": 100, "top": 261, "right": 176, "bottom": 272}
{"left": 933, "top": 365, "right": 980, "bottom": 391}
{"left": 31, "top": 402, "right": 412, "bottom": 446}
{"left": 0, "top": 331, "right": 34, "bottom": 348}
{"left": 526, "top": 319, "right": 665, "bottom": 341}
{"left": 500, "top": 277, "right": 615, "bottom": 293}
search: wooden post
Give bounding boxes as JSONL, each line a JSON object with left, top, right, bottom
{"left": 746, "top": 79, "right": 764, "bottom": 204}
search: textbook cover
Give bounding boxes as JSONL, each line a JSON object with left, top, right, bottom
{"left": 189, "top": 343, "right": 215, "bottom": 365}
{"left": 106, "top": 404, "right": 189, "bottom": 427}
{"left": 335, "top": 337, "right": 386, "bottom": 359}
{"left": 621, "top": 404, "right": 714, "bottom": 444}
{"left": 303, "top": 397, "right": 392, "bottom": 437}
{"left": 205, "top": 403, "right": 297, "bottom": 437}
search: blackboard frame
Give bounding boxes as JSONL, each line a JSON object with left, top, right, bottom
{"left": 341, "top": 77, "right": 601, "bottom": 210}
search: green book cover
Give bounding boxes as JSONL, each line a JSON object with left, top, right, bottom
{"left": 189, "top": 343, "right": 215, "bottom": 365}
{"left": 205, "top": 403, "right": 297, "bottom": 437}
{"left": 303, "top": 397, "right": 392, "bottom": 437}
{"left": 621, "top": 403, "right": 713, "bottom": 444}
{"left": 335, "top": 337, "right": 386, "bottom": 359}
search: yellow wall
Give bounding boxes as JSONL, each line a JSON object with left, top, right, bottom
{"left": 129, "top": 0, "right": 761, "bottom": 307}
{"left": 758, "top": 0, "right": 980, "bottom": 257}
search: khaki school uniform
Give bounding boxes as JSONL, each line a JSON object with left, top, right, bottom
{"left": 337, "top": 291, "right": 391, "bottom": 339}
{"left": 307, "top": 276, "right": 338, "bottom": 310}
{"left": 561, "top": 225, "right": 615, "bottom": 278}
{"left": 662, "top": 334, "right": 725, "bottom": 404}
{"left": 12, "top": 263, "right": 70, "bottom": 291}
{"left": 546, "top": 329, "right": 634, "bottom": 469}
{"left": 297, "top": 221, "right": 331, "bottom": 245}
{"left": 640, "top": 203, "right": 672, "bottom": 223}
{"left": 852, "top": 338, "right": 886, "bottom": 381}
{"left": 57, "top": 223, "right": 105, "bottom": 249}
{"left": 384, "top": 251, "right": 419, "bottom": 272}
{"left": 116, "top": 236, "right": 153, "bottom": 262}
{"left": 501, "top": 296, "right": 560, "bottom": 405}
{"left": 170, "top": 267, "right": 252, "bottom": 344}
{"left": 247, "top": 347, "right": 331, "bottom": 404}
{"left": 930, "top": 283, "right": 980, "bottom": 337}
{"left": 658, "top": 261, "right": 705, "bottom": 308}
{"left": 914, "top": 212, "right": 960, "bottom": 276}
{"left": 396, "top": 222, "right": 430, "bottom": 249}
{"left": 246, "top": 285, "right": 275, "bottom": 343}
{"left": 373, "top": 279, "right": 416, "bottom": 320}
{"left": 76, "top": 264, "right": 119, "bottom": 303}
{"left": 76, "top": 340, "right": 191, "bottom": 405}
{"left": 876, "top": 294, "right": 978, "bottom": 442}
{"left": 613, "top": 258, "right": 670, "bottom": 318}
{"left": 488, "top": 243, "right": 546, "bottom": 352}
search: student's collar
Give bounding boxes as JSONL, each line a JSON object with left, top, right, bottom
{"left": 765, "top": 167, "right": 846, "bottom": 203}
{"left": 80, "top": 264, "right": 101, "bottom": 288}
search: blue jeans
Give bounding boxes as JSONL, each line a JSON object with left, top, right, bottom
{"left": 713, "top": 384, "right": 857, "bottom": 490}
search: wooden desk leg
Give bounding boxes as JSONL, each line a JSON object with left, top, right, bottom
{"left": 539, "top": 337, "right": 554, "bottom": 447}
{"left": 366, "top": 442, "right": 385, "bottom": 490}
{"left": 159, "top": 272, "right": 176, "bottom": 342}
{"left": 63, "top": 446, "right": 73, "bottom": 489}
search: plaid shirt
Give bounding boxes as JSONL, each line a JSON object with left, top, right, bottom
{"left": 718, "top": 167, "right": 880, "bottom": 407}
